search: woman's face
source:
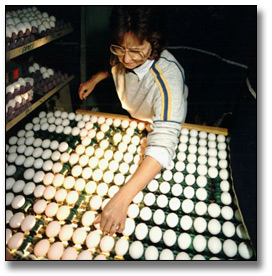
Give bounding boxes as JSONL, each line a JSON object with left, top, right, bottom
{"left": 118, "top": 32, "right": 151, "bottom": 69}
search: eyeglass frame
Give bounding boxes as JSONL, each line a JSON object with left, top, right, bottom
{"left": 110, "top": 44, "right": 152, "bottom": 61}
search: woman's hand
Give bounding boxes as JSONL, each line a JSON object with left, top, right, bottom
{"left": 94, "top": 193, "right": 129, "bottom": 236}
{"left": 78, "top": 79, "right": 96, "bottom": 100}
{"left": 78, "top": 71, "right": 109, "bottom": 100}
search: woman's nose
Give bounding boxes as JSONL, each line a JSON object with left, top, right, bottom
{"left": 123, "top": 51, "right": 133, "bottom": 63}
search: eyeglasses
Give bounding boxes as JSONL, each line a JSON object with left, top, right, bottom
{"left": 110, "top": 44, "right": 151, "bottom": 61}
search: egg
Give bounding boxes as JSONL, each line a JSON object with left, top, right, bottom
{"left": 196, "top": 187, "right": 208, "bottom": 201}
{"left": 9, "top": 212, "right": 25, "bottom": 228}
{"left": 12, "top": 180, "right": 25, "bottom": 193}
{"left": 195, "top": 201, "right": 207, "bottom": 216}
{"left": 55, "top": 189, "right": 67, "bottom": 203}
{"left": 171, "top": 184, "right": 183, "bottom": 197}
{"left": 66, "top": 190, "right": 79, "bottom": 205}
{"left": 183, "top": 186, "right": 194, "bottom": 199}
{"left": 218, "top": 142, "right": 227, "bottom": 150}
{"left": 53, "top": 174, "right": 64, "bottom": 188}
{"left": 193, "top": 217, "right": 207, "bottom": 233}
{"left": 61, "top": 247, "right": 78, "bottom": 260}
{"left": 21, "top": 215, "right": 36, "bottom": 232}
{"left": 221, "top": 192, "right": 232, "bottom": 205}
{"left": 148, "top": 226, "right": 162, "bottom": 244}
{"left": 181, "top": 199, "right": 194, "bottom": 214}
{"left": 113, "top": 173, "right": 124, "bottom": 186}
{"left": 115, "top": 237, "right": 129, "bottom": 256}
{"left": 85, "top": 181, "right": 97, "bottom": 195}
{"left": 86, "top": 231, "right": 101, "bottom": 248}
{"left": 176, "top": 252, "right": 191, "bottom": 260}
{"left": 99, "top": 235, "right": 115, "bottom": 252}
{"left": 169, "top": 197, "right": 181, "bottom": 211}
{"left": 94, "top": 254, "right": 107, "bottom": 260}
{"left": 56, "top": 205, "right": 70, "bottom": 221}
{"left": 33, "top": 239, "right": 50, "bottom": 258}
{"left": 47, "top": 242, "right": 64, "bottom": 260}
{"left": 219, "top": 169, "right": 229, "bottom": 180}
{"left": 71, "top": 165, "right": 82, "bottom": 178}
{"left": 238, "top": 241, "right": 253, "bottom": 259}
{"left": 196, "top": 176, "right": 207, "bottom": 188}
{"left": 223, "top": 239, "right": 237, "bottom": 258}
{"left": 166, "top": 213, "right": 179, "bottom": 228}
{"left": 163, "top": 229, "right": 177, "bottom": 247}
{"left": 153, "top": 209, "right": 165, "bottom": 225}
{"left": 139, "top": 207, "right": 152, "bottom": 221}
{"left": 184, "top": 174, "right": 195, "bottom": 186}
{"left": 159, "top": 249, "right": 174, "bottom": 260}
{"left": 220, "top": 180, "right": 230, "bottom": 192}
{"left": 179, "top": 215, "right": 193, "bottom": 231}
{"left": 77, "top": 250, "right": 93, "bottom": 260}
{"left": 33, "top": 158, "right": 44, "bottom": 170}
{"left": 193, "top": 235, "right": 207, "bottom": 252}
{"left": 11, "top": 195, "right": 25, "bottom": 209}
{"left": 72, "top": 228, "right": 87, "bottom": 245}
{"left": 33, "top": 171, "right": 45, "bottom": 184}
{"left": 208, "top": 203, "right": 221, "bottom": 218}
{"left": 208, "top": 236, "right": 222, "bottom": 255}
{"left": 129, "top": 241, "right": 144, "bottom": 260}
{"left": 192, "top": 254, "right": 206, "bottom": 260}
{"left": 156, "top": 194, "right": 168, "bottom": 209}
{"left": 221, "top": 206, "right": 234, "bottom": 220}
{"left": 207, "top": 219, "right": 221, "bottom": 235}
{"left": 44, "top": 202, "right": 58, "bottom": 218}
{"left": 122, "top": 217, "right": 135, "bottom": 236}
{"left": 177, "top": 232, "right": 192, "bottom": 250}
{"left": 133, "top": 191, "right": 143, "bottom": 204}
{"left": 6, "top": 192, "right": 14, "bottom": 206}
{"left": 43, "top": 186, "right": 56, "bottom": 200}
{"left": 7, "top": 232, "right": 24, "bottom": 250}
{"left": 46, "top": 220, "right": 61, "bottom": 238}
{"left": 135, "top": 223, "right": 148, "bottom": 240}
{"left": 143, "top": 192, "right": 155, "bottom": 207}
{"left": 102, "top": 170, "right": 113, "bottom": 184}
{"left": 222, "top": 221, "right": 235, "bottom": 238}
{"left": 6, "top": 178, "right": 15, "bottom": 191}
{"left": 58, "top": 225, "right": 74, "bottom": 242}
{"left": 89, "top": 195, "right": 102, "bottom": 210}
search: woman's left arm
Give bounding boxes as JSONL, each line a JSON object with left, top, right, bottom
{"left": 94, "top": 155, "right": 162, "bottom": 235}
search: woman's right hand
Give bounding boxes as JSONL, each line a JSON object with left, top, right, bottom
{"left": 78, "top": 78, "right": 96, "bottom": 100}
{"left": 78, "top": 71, "right": 109, "bottom": 101}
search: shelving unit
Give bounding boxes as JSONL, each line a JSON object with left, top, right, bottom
{"left": 6, "top": 26, "right": 74, "bottom": 131}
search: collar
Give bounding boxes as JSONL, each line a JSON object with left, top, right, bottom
{"left": 131, "top": 59, "right": 155, "bottom": 80}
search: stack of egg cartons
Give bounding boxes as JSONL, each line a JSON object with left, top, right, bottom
{"left": 6, "top": 6, "right": 71, "bottom": 51}
{"left": 6, "top": 77, "right": 34, "bottom": 122}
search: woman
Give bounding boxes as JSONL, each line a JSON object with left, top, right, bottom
{"left": 78, "top": 6, "right": 188, "bottom": 236}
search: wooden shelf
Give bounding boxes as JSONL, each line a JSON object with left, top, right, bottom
{"left": 6, "top": 27, "right": 73, "bottom": 61}
{"left": 76, "top": 109, "right": 228, "bottom": 136}
{"left": 6, "top": 75, "right": 74, "bottom": 131}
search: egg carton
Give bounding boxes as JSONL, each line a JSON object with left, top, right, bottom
{"left": 6, "top": 6, "right": 71, "bottom": 51}
{"left": 6, "top": 77, "right": 34, "bottom": 122}
{"left": 6, "top": 110, "right": 255, "bottom": 260}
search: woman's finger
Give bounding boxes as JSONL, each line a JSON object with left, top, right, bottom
{"left": 109, "top": 223, "right": 119, "bottom": 236}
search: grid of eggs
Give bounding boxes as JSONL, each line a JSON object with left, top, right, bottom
{"left": 6, "top": 110, "right": 254, "bottom": 260}
{"left": 6, "top": 77, "right": 34, "bottom": 122}
{"left": 6, "top": 6, "right": 71, "bottom": 50}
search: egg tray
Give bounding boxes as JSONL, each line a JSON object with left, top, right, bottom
{"left": 6, "top": 110, "right": 255, "bottom": 260}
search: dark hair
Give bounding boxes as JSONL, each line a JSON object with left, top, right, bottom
{"left": 109, "top": 6, "right": 167, "bottom": 62}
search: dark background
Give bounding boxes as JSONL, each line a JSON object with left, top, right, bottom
{"left": 6, "top": 5, "right": 257, "bottom": 253}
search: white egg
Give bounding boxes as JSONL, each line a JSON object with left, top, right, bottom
{"left": 45, "top": 202, "right": 58, "bottom": 217}
{"left": 127, "top": 204, "right": 140, "bottom": 219}
{"left": 34, "top": 239, "right": 50, "bottom": 257}
{"left": 47, "top": 242, "right": 64, "bottom": 260}
{"left": 135, "top": 223, "right": 148, "bottom": 240}
{"left": 195, "top": 201, "right": 208, "bottom": 216}
{"left": 122, "top": 217, "right": 135, "bottom": 236}
{"left": 6, "top": 178, "right": 15, "bottom": 191}
{"left": 184, "top": 174, "right": 195, "bottom": 186}
{"left": 61, "top": 247, "right": 78, "bottom": 260}
{"left": 153, "top": 209, "right": 165, "bottom": 225}
{"left": 220, "top": 180, "right": 230, "bottom": 192}
{"left": 194, "top": 217, "right": 207, "bottom": 233}
{"left": 139, "top": 207, "right": 152, "bottom": 221}
{"left": 238, "top": 241, "right": 253, "bottom": 259}
{"left": 193, "top": 235, "right": 207, "bottom": 252}
{"left": 183, "top": 186, "right": 195, "bottom": 199}
{"left": 221, "top": 192, "right": 232, "bottom": 205}
{"left": 144, "top": 245, "right": 159, "bottom": 260}
{"left": 169, "top": 197, "right": 181, "bottom": 211}
{"left": 46, "top": 220, "right": 61, "bottom": 238}
{"left": 173, "top": 171, "right": 184, "bottom": 183}
{"left": 7, "top": 232, "right": 24, "bottom": 250}
{"left": 56, "top": 205, "right": 70, "bottom": 221}
{"left": 156, "top": 194, "right": 168, "bottom": 209}
{"left": 149, "top": 226, "right": 162, "bottom": 243}
{"left": 207, "top": 219, "right": 221, "bottom": 235}
{"left": 43, "top": 172, "right": 54, "bottom": 186}
{"left": 223, "top": 239, "right": 237, "bottom": 258}
{"left": 195, "top": 187, "right": 208, "bottom": 201}
{"left": 208, "top": 236, "right": 222, "bottom": 255}
{"left": 208, "top": 203, "right": 221, "bottom": 218}
{"left": 163, "top": 229, "right": 177, "bottom": 247}
{"left": 181, "top": 199, "right": 194, "bottom": 214}
{"left": 159, "top": 249, "right": 174, "bottom": 260}
{"left": 143, "top": 192, "right": 156, "bottom": 207}
{"left": 179, "top": 215, "right": 193, "bottom": 231}
{"left": 221, "top": 206, "right": 234, "bottom": 220}
{"left": 11, "top": 195, "right": 25, "bottom": 209}
{"left": 6, "top": 165, "right": 16, "bottom": 177}
{"left": 86, "top": 231, "right": 101, "bottom": 248}
{"left": 58, "top": 225, "right": 74, "bottom": 242}
{"left": 9, "top": 212, "right": 25, "bottom": 228}
{"left": 55, "top": 189, "right": 67, "bottom": 203}
{"left": 77, "top": 250, "right": 93, "bottom": 260}
{"left": 115, "top": 237, "right": 129, "bottom": 256}
{"left": 89, "top": 195, "right": 102, "bottom": 210}
{"left": 222, "top": 221, "right": 236, "bottom": 238}
{"left": 100, "top": 235, "right": 115, "bottom": 252}
{"left": 129, "top": 241, "right": 144, "bottom": 260}
{"left": 72, "top": 228, "right": 87, "bottom": 245}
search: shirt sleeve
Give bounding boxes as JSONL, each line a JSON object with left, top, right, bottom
{"left": 145, "top": 145, "right": 172, "bottom": 168}
{"left": 147, "top": 60, "right": 187, "bottom": 158}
